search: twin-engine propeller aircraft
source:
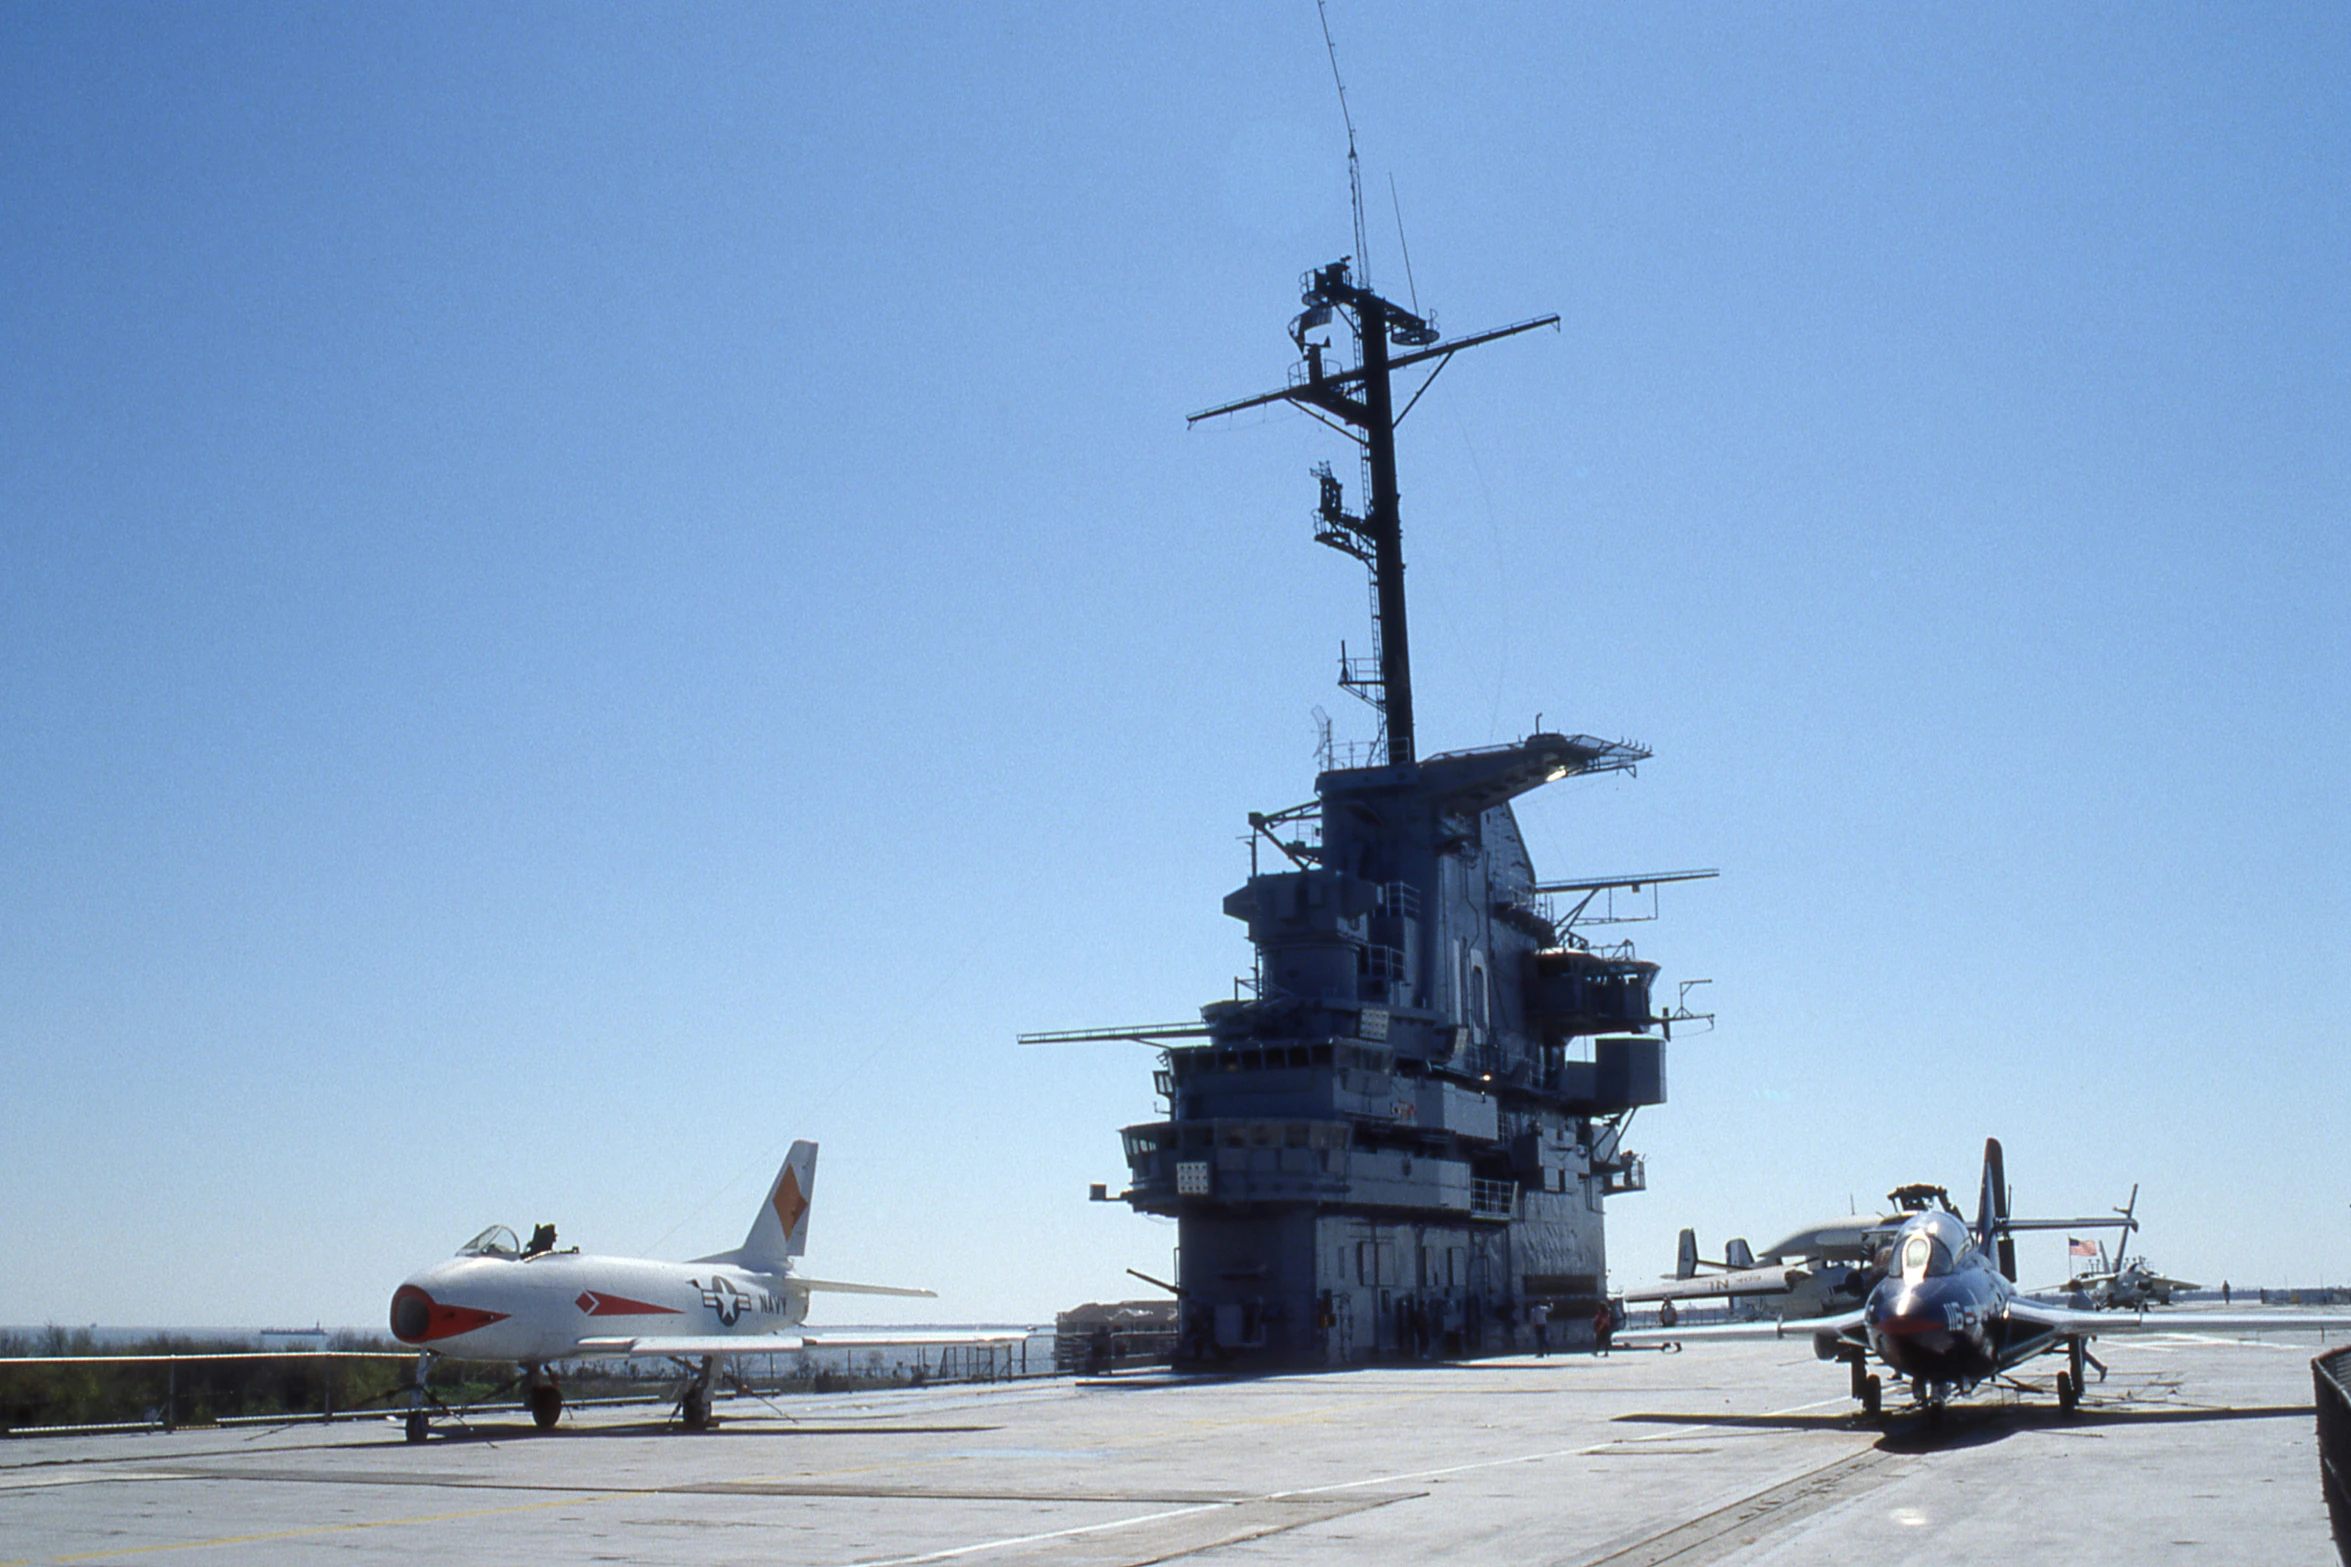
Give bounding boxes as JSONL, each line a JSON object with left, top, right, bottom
{"left": 390, "top": 1141, "right": 992, "bottom": 1439}
{"left": 1623, "top": 1223, "right": 1882, "bottom": 1326}
{"left": 1622, "top": 1139, "right": 2351, "bottom": 1424}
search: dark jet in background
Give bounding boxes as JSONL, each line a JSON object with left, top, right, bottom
{"left": 1625, "top": 1138, "right": 2351, "bottom": 1423}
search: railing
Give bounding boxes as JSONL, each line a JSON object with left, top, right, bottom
{"left": 2317, "top": 1345, "right": 2351, "bottom": 1563}
{"left": 0, "top": 1350, "right": 416, "bottom": 1436}
{"left": 1600, "top": 1155, "right": 1648, "bottom": 1196}
{"left": 0, "top": 1336, "right": 1058, "bottom": 1439}
{"left": 1470, "top": 1179, "right": 1517, "bottom": 1220}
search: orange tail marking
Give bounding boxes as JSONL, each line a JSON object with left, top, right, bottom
{"left": 774, "top": 1168, "right": 809, "bottom": 1236}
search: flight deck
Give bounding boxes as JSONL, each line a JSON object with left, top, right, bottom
{"left": 2, "top": 1312, "right": 2334, "bottom": 1566}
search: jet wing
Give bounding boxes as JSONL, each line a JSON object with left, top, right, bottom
{"left": 2003, "top": 1302, "right": 2351, "bottom": 1337}
{"left": 1621, "top": 1265, "right": 1795, "bottom": 1304}
{"left": 1617, "top": 1308, "right": 1868, "bottom": 1346}
{"left": 801, "top": 1330, "right": 1031, "bottom": 1347}
{"left": 575, "top": 1334, "right": 808, "bottom": 1357}
{"left": 788, "top": 1277, "right": 938, "bottom": 1298}
{"left": 573, "top": 1329, "right": 1025, "bottom": 1357}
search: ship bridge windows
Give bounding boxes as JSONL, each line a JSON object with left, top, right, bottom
{"left": 1169, "top": 1042, "right": 1339, "bottom": 1079}
{"left": 1212, "top": 1120, "right": 1350, "bottom": 1152}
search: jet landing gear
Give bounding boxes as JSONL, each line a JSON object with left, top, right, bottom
{"left": 404, "top": 1350, "right": 433, "bottom": 1444}
{"left": 2056, "top": 1337, "right": 2086, "bottom": 1416}
{"left": 677, "top": 1356, "right": 718, "bottom": 1432}
{"left": 1844, "top": 1353, "right": 1882, "bottom": 1418}
{"left": 524, "top": 1366, "right": 564, "bottom": 1431}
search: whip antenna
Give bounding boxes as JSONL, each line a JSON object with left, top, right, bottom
{"left": 1388, "top": 173, "right": 1422, "bottom": 319}
{"left": 1315, "top": 0, "right": 1369, "bottom": 285}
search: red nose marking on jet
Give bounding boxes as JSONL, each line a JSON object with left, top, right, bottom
{"left": 575, "top": 1291, "right": 681, "bottom": 1317}
{"left": 390, "top": 1285, "right": 510, "bottom": 1344}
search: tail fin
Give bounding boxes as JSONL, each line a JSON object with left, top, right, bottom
{"left": 1974, "top": 1138, "right": 2002, "bottom": 1246}
{"left": 694, "top": 1141, "right": 817, "bottom": 1271}
{"left": 1676, "top": 1228, "right": 1698, "bottom": 1280}
{"left": 1976, "top": 1137, "right": 2018, "bottom": 1279}
{"left": 1725, "top": 1237, "right": 1755, "bottom": 1270}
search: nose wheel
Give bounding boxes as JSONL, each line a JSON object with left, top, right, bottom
{"left": 677, "top": 1355, "right": 718, "bottom": 1432}
{"left": 1845, "top": 1353, "right": 1883, "bottom": 1418}
{"left": 527, "top": 1383, "right": 564, "bottom": 1431}
{"left": 2057, "top": 1336, "right": 2085, "bottom": 1415}
{"left": 403, "top": 1350, "right": 434, "bottom": 1443}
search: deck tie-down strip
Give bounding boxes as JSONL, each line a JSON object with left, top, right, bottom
{"left": 86, "top": 1464, "right": 1262, "bottom": 1506}
{"left": 1570, "top": 1448, "right": 1907, "bottom": 1567}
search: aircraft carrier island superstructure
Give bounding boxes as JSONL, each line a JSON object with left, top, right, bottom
{"left": 1029, "top": 260, "right": 1704, "bottom": 1367}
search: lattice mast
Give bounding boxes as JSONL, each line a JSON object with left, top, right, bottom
{"left": 1190, "top": 271, "right": 1556, "bottom": 767}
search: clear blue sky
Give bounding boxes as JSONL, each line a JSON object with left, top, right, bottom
{"left": 2, "top": 3, "right": 2343, "bottom": 1329}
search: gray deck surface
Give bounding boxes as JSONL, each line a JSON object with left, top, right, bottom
{"left": 2, "top": 1315, "right": 2337, "bottom": 1565}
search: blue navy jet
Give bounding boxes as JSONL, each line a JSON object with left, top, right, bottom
{"left": 1626, "top": 1138, "right": 2351, "bottom": 1422}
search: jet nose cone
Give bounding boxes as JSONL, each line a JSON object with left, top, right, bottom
{"left": 389, "top": 1279, "right": 511, "bottom": 1345}
{"left": 390, "top": 1283, "right": 434, "bottom": 1344}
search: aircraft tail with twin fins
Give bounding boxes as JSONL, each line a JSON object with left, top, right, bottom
{"left": 694, "top": 1141, "right": 817, "bottom": 1272}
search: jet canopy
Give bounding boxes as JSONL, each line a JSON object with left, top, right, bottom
{"left": 1897, "top": 1210, "right": 1972, "bottom": 1281}
{"left": 458, "top": 1224, "right": 520, "bottom": 1258}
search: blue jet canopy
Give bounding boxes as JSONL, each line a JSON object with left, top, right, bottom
{"left": 1897, "top": 1210, "right": 1972, "bottom": 1281}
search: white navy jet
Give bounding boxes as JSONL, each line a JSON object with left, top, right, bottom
{"left": 389, "top": 1141, "right": 989, "bottom": 1438}
{"left": 1623, "top": 1139, "right": 2351, "bottom": 1423}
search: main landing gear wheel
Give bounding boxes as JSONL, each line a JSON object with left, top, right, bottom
{"left": 404, "top": 1411, "right": 429, "bottom": 1444}
{"left": 528, "top": 1384, "right": 564, "bottom": 1431}
{"left": 2056, "top": 1371, "right": 2078, "bottom": 1415}
{"left": 677, "top": 1353, "right": 719, "bottom": 1432}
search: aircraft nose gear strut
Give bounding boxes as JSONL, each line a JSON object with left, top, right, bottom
{"left": 404, "top": 1351, "right": 432, "bottom": 1444}
{"left": 678, "top": 1355, "right": 718, "bottom": 1431}
{"left": 525, "top": 1365, "right": 564, "bottom": 1431}
{"left": 1843, "top": 1350, "right": 1882, "bottom": 1417}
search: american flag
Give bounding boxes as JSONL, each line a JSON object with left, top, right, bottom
{"left": 2068, "top": 1237, "right": 2099, "bottom": 1259}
